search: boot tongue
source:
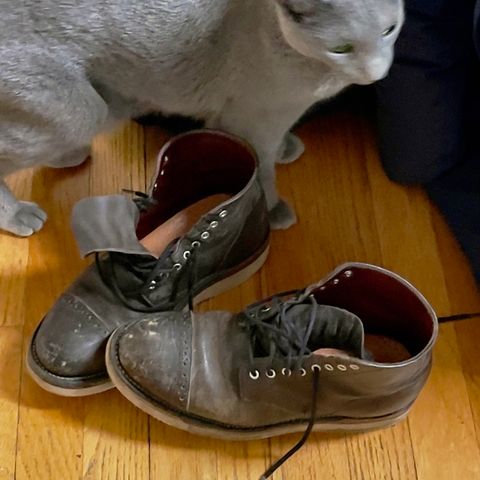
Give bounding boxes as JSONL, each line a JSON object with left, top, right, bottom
{"left": 72, "top": 195, "right": 153, "bottom": 258}
{"left": 258, "top": 303, "right": 366, "bottom": 360}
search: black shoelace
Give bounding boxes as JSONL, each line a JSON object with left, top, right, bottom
{"left": 95, "top": 250, "right": 195, "bottom": 312}
{"left": 248, "top": 298, "right": 480, "bottom": 479}
{"left": 96, "top": 190, "right": 199, "bottom": 312}
{"left": 242, "top": 294, "right": 322, "bottom": 480}
{"left": 122, "top": 189, "right": 157, "bottom": 211}
{"left": 261, "top": 369, "right": 320, "bottom": 480}
{"left": 438, "top": 312, "right": 480, "bottom": 323}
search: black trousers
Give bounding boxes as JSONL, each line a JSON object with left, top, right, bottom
{"left": 375, "top": 0, "right": 480, "bottom": 282}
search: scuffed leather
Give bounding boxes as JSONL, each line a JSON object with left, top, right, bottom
{"left": 28, "top": 132, "right": 270, "bottom": 387}
{"left": 115, "top": 311, "right": 192, "bottom": 409}
{"left": 109, "top": 263, "right": 437, "bottom": 430}
{"left": 32, "top": 293, "right": 110, "bottom": 377}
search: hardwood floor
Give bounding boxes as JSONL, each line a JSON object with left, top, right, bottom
{"left": 0, "top": 104, "right": 479, "bottom": 480}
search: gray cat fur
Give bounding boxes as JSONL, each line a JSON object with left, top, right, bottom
{"left": 0, "top": 0, "right": 403, "bottom": 235}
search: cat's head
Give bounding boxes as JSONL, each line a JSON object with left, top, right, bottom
{"left": 274, "top": 0, "right": 403, "bottom": 84}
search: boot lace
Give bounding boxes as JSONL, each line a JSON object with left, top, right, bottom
{"left": 242, "top": 293, "right": 321, "bottom": 480}
{"left": 96, "top": 191, "right": 198, "bottom": 312}
{"left": 95, "top": 247, "right": 198, "bottom": 313}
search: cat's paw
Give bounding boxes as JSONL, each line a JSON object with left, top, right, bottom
{"left": 276, "top": 133, "right": 305, "bottom": 165}
{"left": 3, "top": 201, "right": 47, "bottom": 237}
{"left": 268, "top": 199, "right": 297, "bottom": 230}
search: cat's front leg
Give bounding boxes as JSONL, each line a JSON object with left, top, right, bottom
{"left": 255, "top": 149, "right": 297, "bottom": 230}
{"left": 206, "top": 115, "right": 297, "bottom": 229}
{"left": 0, "top": 180, "right": 47, "bottom": 236}
{"left": 206, "top": 123, "right": 297, "bottom": 230}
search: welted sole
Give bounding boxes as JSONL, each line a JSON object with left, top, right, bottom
{"left": 25, "top": 356, "right": 114, "bottom": 397}
{"left": 192, "top": 245, "right": 269, "bottom": 305}
{"left": 26, "top": 244, "right": 270, "bottom": 398}
{"left": 105, "top": 339, "right": 410, "bottom": 441}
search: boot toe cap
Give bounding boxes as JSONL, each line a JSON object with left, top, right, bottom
{"left": 109, "top": 312, "right": 191, "bottom": 406}
{"left": 31, "top": 294, "right": 110, "bottom": 378}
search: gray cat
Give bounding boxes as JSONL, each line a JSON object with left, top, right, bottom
{"left": 0, "top": 0, "right": 403, "bottom": 236}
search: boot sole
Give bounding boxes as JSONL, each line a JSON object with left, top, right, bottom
{"left": 26, "top": 244, "right": 270, "bottom": 397}
{"left": 105, "top": 339, "right": 410, "bottom": 440}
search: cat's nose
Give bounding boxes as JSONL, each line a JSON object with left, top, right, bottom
{"left": 365, "top": 60, "right": 389, "bottom": 83}
{"left": 364, "top": 57, "right": 391, "bottom": 82}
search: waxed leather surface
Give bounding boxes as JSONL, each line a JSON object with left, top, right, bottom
{"left": 110, "top": 264, "right": 437, "bottom": 429}
{"left": 30, "top": 132, "right": 269, "bottom": 383}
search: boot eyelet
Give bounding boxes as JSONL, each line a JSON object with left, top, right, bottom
{"left": 260, "top": 305, "right": 271, "bottom": 313}
{"left": 344, "top": 270, "right": 353, "bottom": 278}
{"left": 324, "top": 364, "right": 334, "bottom": 371}
{"left": 183, "top": 250, "right": 191, "bottom": 259}
{"left": 299, "top": 368, "right": 307, "bottom": 376}
{"left": 333, "top": 279, "right": 340, "bottom": 285}
{"left": 311, "top": 364, "right": 321, "bottom": 372}
{"left": 210, "top": 221, "right": 219, "bottom": 229}
{"left": 281, "top": 368, "right": 292, "bottom": 377}
{"left": 249, "top": 370, "right": 260, "bottom": 380}
{"left": 349, "top": 364, "right": 360, "bottom": 370}
{"left": 337, "top": 364, "right": 347, "bottom": 371}
{"left": 201, "top": 232, "right": 210, "bottom": 240}
{"left": 173, "top": 263, "right": 182, "bottom": 271}
{"left": 219, "top": 210, "right": 228, "bottom": 218}
{"left": 266, "top": 369, "right": 276, "bottom": 379}
{"left": 191, "top": 241, "right": 201, "bottom": 248}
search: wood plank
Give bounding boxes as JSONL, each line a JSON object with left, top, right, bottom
{"left": 83, "top": 391, "right": 149, "bottom": 480}
{"left": 271, "top": 433, "right": 351, "bottom": 480}
{"left": 364, "top": 114, "right": 480, "bottom": 480}
{"left": 82, "top": 122, "right": 150, "bottom": 480}
{"left": 16, "top": 161, "right": 90, "bottom": 480}
{"left": 274, "top": 112, "right": 418, "bottom": 480}
{"left": 430, "top": 203, "right": 480, "bottom": 453}
{"left": 0, "top": 171, "right": 32, "bottom": 478}
{"left": 149, "top": 424, "right": 218, "bottom": 480}
{"left": 0, "top": 327, "right": 22, "bottom": 480}
{"left": 430, "top": 205, "right": 480, "bottom": 313}
{"left": 144, "top": 125, "right": 272, "bottom": 480}
{"left": 0, "top": 170, "right": 32, "bottom": 327}
{"left": 344, "top": 425, "right": 417, "bottom": 480}
{"left": 0, "top": 109, "right": 478, "bottom": 480}
{"left": 89, "top": 122, "right": 148, "bottom": 196}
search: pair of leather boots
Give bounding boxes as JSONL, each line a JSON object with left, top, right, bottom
{"left": 26, "top": 131, "right": 438, "bottom": 479}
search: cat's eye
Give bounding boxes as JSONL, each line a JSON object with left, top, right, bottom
{"left": 382, "top": 24, "right": 397, "bottom": 37}
{"left": 329, "top": 44, "right": 354, "bottom": 55}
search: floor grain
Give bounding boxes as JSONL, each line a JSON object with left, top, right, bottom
{"left": 1, "top": 106, "right": 479, "bottom": 479}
